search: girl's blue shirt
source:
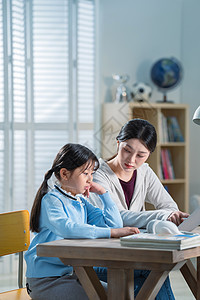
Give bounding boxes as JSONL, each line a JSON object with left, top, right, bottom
{"left": 25, "top": 188, "right": 123, "bottom": 278}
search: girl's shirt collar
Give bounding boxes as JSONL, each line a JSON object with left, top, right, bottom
{"left": 54, "top": 185, "right": 82, "bottom": 203}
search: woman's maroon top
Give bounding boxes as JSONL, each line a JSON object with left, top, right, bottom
{"left": 119, "top": 170, "right": 137, "bottom": 209}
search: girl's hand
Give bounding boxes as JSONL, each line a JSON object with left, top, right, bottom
{"left": 111, "top": 227, "right": 140, "bottom": 238}
{"left": 83, "top": 181, "right": 106, "bottom": 197}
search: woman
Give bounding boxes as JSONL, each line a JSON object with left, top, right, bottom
{"left": 88, "top": 119, "right": 187, "bottom": 299}
{"left": 89, "top": 118, "right": 189, "bottom": 229}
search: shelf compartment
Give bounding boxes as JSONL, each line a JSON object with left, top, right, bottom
{"left": 163, "top": 183, "right": 187, "bottom": 211}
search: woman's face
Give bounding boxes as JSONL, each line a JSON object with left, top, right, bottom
{"left": 117, "top": 138, "right": 150, "bottom": 172}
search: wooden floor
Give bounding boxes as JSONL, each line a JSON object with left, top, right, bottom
{"left": 170, "top": 270, "right": 195, "bottom": 299}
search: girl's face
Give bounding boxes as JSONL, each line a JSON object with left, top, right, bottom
{"left": 117, "top": 138, "right": 150, "bottom": 173}
{"left": 60, "top": 162, "right": 95, "bottom": 196}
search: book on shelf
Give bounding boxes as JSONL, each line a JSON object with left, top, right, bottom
{"left": 167, "top": 117, "right": 174, "bottom": 142}
{"left": 160, "top": 149, "right": 175, "bottom": 179}
{"left": 161, "top": 149, "right": 169, "bottom": 179}
{"left": 160, "top": 113, "right": 168, "bottom": 142}
{"left": 159, "top": 163, "right": 164, "bottom": 180}
{"left": 167, "top": 116, "right": 184, "bottom": 142}
{"left": 164, "top": 149, "right": 175, "bottom": 179}
{"left": 160, "top": 114, "right": 184, "bottom": 143}
{"left": 120, "top": 231, "right": 200, "bottom": 250}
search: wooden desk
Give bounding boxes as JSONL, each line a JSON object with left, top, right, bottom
{"left": 37, "top": 238, "right": 200, "bottom": 300}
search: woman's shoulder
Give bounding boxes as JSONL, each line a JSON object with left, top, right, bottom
{"left": 138, "top": 163, "right": 159, "bottom": 182}
{"left": 138, "top": 162, "right": 149, "bottom": 172}
{"left": 91, "top": 158, "right": 117, "bottom": 186}
{"left": 138, "top": 163, "right": 155, "bottom": 176}
{"left": 98, "top": 158, "right": 108, "bottom": 167}
{"left": 96, "top": 158, "right": 116, "bottom": 177}
{"left": 97, "top": 158, "right": 112, "bottom": 173}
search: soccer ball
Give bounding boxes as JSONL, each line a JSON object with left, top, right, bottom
{"left": 131, "top": 82, "right": 152, "bottom": 102}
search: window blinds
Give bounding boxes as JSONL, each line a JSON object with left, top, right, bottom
{"left": 77, "top": 0, "right": 95, "bottom": 124}
{"left": 12, "top": 0, "right": 26, "bottom": 123}
{"left": 77, "top": 0, "right": 95, "bottom": 151}
{"left": 11, "top": 0, "right": 27, "bottom": 210}
{"left": 34, "top": 130, "right": 68, "bottom": 188}
{"left": 0, "top": 0, "right": 96, "bottom": 214}
{"left": 13, "top": 131, "right": 27, "bottom": 210}
{"left": 33, "top": 0, "right": 69, "bottom": 123}
{"left": 32, "top": 0, "right": 96, "bottom": 194}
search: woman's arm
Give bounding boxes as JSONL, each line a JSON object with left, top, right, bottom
{"left": 144, "top": 167, "right": 190, "bottom": 226}
{"left": 145, "top": 167, "right": 179, "bottom": 210}
{"left": 89, "top": 167, "right": 176, "bottom": 228}
{"left": 120, "top": 209, "right": 172, "bottom": 227}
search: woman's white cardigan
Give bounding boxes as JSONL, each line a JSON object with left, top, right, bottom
{"left": 88, "top": 159, "right": 178, "bottom": 228}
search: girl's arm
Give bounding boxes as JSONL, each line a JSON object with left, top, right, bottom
{"left": 83, "top": 181, "right": 123, "bottom": 228}
{"left": 41, "top": 194, "right": 112, "bottom": 239}
{"left": 111, "top": 226, "right": 140, "bottom": 237}
{"left": 84, "top": 192, "right": 123, "bottom": 228}
{"left": 41, "top": 192, "right": 138, "bottom": 240}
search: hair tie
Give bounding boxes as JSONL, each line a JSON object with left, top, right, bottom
{"left": 44, "top": 168, "right": 54, "bottom": 181}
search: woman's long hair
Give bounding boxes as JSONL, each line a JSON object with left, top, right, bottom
{"left": 30, "top": 143, "right": 99, "bottom": 232}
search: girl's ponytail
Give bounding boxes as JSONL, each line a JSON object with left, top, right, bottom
{"left": 30, "top": 168, "right": 54, "bottom": 232}
{"left": 30, "top": 143, "right": 99, "bottom": 233}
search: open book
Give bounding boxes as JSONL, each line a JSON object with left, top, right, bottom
{"left": 178, "top": 207, "right": 200, "bottom": 231}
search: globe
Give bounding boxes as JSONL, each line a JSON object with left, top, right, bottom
{"left": 150, "top": 57, "right": 183, "bottom": 102}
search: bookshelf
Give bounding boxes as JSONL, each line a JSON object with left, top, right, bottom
{"left": 101, "top": 102, "right": 189, "bottom": 212}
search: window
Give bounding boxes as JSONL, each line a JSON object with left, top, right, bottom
{"left": 0, "top": 0, "right": 96, "bottom": 214}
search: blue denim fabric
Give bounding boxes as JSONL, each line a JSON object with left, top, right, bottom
{"left": 94, "top": 267, "right": 175, "bottom": 300}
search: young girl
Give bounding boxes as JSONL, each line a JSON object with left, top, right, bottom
{"left": 25, "top": 143, "right": 139, "bottom": 300}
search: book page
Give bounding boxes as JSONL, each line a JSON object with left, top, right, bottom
{"left": 178, "top": 207, "right": 200, "bottom": 231}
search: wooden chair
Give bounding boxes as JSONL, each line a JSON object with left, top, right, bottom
{"left": 0, "top": 210, "right": 31, "bottom": 300}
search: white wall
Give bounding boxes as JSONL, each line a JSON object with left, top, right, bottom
{"left": 181, "top": 0, "right": 200, "bottom": 199}
{"left": 99, "top": 0, "right": 183, "bottom": 103}
{"left": 98, "top": 0, "right": 200, "bottom": 200}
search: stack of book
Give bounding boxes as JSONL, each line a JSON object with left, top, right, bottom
{"left": 160, "top": 148, "right": 175, "bottom": 179}
{"left": 120, "top": 208, "right": 200, "bottom": 250}
{"left": 160, "top": 114, "right": 184, "bottom": 143}
{"left": 120, "top": 232, "right": 200, "bottom": 250}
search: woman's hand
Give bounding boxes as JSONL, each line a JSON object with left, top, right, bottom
{"left": 111, "top": 227, "right": 140, "bottom": 238}
{"left": 167, "top": 210, "right": 189, "bottom": 226}
{"left": 83, "top": 181, "right": 106, "bottom": 197}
